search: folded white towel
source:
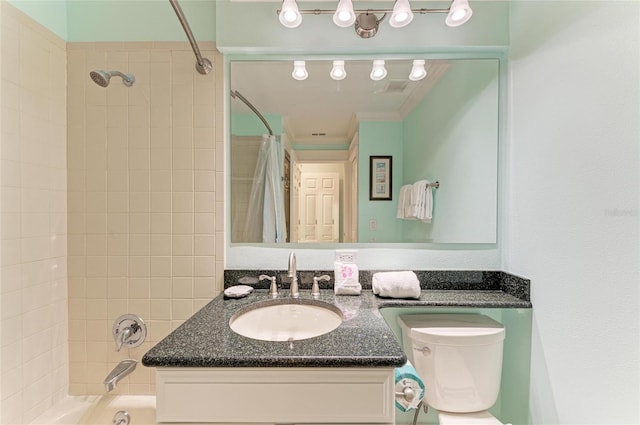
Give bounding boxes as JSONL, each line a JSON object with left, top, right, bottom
{"left": 372, "top": 271, "right": 421, "bottom": 299}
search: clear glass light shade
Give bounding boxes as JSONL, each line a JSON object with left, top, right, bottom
{"left": 279, "top": 0, "right": 302, "bottom": 28}
{"left": 445, "top": 0, "right": 473, "bottom": 27}
{"left": 330, "top": 61, "right": 347, "bottom": 80}
{"left": 370, "top": 60, "right": 387, "bottom": 81}
{"left": 389, "top": 0, "right": 414, "bottom": 28}
{"left": 292, "top": 61, "right": 308, "bottom": 80}
{"left": 333, "top": 0, "right": 356, "bottom": 27}
{"left": 409, "top": 60, "right": 427, "bottom": 81}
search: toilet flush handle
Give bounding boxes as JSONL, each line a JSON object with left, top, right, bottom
{"left": 414, "top": 346, "right": 431, "bottom": 355}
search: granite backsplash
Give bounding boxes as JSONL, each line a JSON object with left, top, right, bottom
{"left": 224, "top": 269, "right": 530, "bottom": 302}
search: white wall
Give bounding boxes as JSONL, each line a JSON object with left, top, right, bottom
{"left": 506, "top": 1, "right": 639, "bottom": 423}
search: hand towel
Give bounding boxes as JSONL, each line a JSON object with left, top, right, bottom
{"left": 334, "top": 261, "right": 362, "bottom": 295}
{"left": 407, "top": 180, "right": 433, "bottom": 223}
{"left": 372, "top": 271, "right": 421, "bottom": 299}
{"left": 396, "top": 184, "right": 412, "bottom": 219}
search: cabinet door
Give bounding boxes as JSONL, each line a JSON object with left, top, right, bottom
{"left": 156, "top": 367, "right": 395, "bottom": 424}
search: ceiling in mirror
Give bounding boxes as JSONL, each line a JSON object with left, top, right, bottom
{"left": 230, "top": 59, "right": 450, "bottom": 147}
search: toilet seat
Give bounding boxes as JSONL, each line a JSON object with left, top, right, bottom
{"left": 438, "top": 410, "right": 507, "bottom": 425}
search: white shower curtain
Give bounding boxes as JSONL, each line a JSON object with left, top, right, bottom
{"left": 243, "top": 135, "right": 287, "bottom": 243}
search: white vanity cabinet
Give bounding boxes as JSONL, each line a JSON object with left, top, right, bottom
{"left": 155, "top": 367, "right": 395, "bottom": 424}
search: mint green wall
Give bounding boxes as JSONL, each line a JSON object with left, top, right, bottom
{"left": 7, "top": 0, "right": 507, "bottom": 47}
{"left": 231, "top": 114, "right": 283, "bottom": 137}
{"left": 7, "top": 0, "right": 67, "bottom": 39}
{"left": 8, "top": 0, "right": 215, "bottom": 42}
{"left": 402, "top": 59, "right": 499, "bottom": 243}
{"left": 357, "top": 121, "right": 403, "bottom": 243}
{"left": 66, "top": 0, "right": 215, "bottom": 42}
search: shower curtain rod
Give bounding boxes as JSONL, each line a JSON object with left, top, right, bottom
{"left": 169, "top": 0, "right": 212, "bottom": 75}
{"left": 230, "top": 90, "right": 274, "bottom": 136}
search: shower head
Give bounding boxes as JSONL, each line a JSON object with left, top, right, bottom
{"left": 90, "top": 70, "right": 135, "bottom": 87}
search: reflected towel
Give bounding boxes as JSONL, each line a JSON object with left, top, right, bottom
{"left": 407, "top": 180, "right": 432, "bottom": 223}
{"left": 396, "top": 184, "right": 412, "bottom": 219}
{"left": 372, "top": 271, "right": 421, "bottom": 299}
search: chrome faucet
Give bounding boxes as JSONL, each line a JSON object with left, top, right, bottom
{"left": 287, "top": 252, "right": 299, "bottom": 298}
{"left": 104, "top": 359, "right": 137, "bottom": 392}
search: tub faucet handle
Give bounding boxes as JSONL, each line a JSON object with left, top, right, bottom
{"left": 259, "top": 274, "right": 278, "bottom": 298}
{"left": 112, "top": 314, "right": 147, "bottom": 352}
{"left": 312, "top": 275, "right": 330, "bottom": 299}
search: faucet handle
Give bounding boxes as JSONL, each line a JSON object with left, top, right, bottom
{"left": 112, "top": 314, "right": 146, "bottom": 352}
{"left": 312, "top": 275, "right": 331, "bottom": 299}
{"left": 259, "top": 274, "right": 278, "bottom": 298}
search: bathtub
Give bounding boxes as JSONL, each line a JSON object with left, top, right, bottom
{"left": 30, "top": 395, "right": 156, "bottom": 425}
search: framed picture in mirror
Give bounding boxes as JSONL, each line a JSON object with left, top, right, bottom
{"left": 369, "top": 156, "right": 392, "bottom": 201}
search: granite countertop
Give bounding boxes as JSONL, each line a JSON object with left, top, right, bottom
{"left": 142, "top": 279, "right": 531, "bottom": 368}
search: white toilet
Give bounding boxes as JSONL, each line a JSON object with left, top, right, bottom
{"left": 398, "top": 314, "right": 508, "bottom": 425}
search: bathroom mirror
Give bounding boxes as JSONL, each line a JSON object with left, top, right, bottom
{"left": 229, "top": 57, "right": 499, "bottom": 244}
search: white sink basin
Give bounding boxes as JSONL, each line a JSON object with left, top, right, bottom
{"left": 229, "top": 299, "right": 343, "bottom": 342}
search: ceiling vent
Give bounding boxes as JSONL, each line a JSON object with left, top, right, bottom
{"left": 383, "top": 79, "right": 409, "bottom": 93}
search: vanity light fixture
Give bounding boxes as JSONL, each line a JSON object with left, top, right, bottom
{"left": 333, "top": 0, "right": 356, "bottom": 27}
{"left": 445, "top": 0, "right": 473, "bottom": 27}
{"left": 277, "top": 0, "right": 473, "bottom": 38}
{"left": 389, "top": 0, "right": 414, "bottom": 28}
{"left": 279, "top": 0, "right": 302, "bottom": 28}
{"left": 292, "top": 60, "right": 308, "bottom": 80}
{"left": 330, "top": 60, "right": 347, "bottom": 80}
{"left": 409, "top": 59, "right": 427, "bottom": 81}
{"left": 370, "top": 60, "right": 388, "bottom": 81}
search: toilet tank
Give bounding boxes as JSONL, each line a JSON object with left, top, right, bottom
{"left": 397, "top": 314, "right": 505, "bottom": 413}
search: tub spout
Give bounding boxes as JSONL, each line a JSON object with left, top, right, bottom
{"left": 104, "top": 359, "right": 137, "bottom": 392}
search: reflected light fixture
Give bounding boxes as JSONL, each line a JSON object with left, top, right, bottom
{"left": 330, "top": 60, "right": 347, "bottom": 80}
{"left": 446, "top": 0, "right": 473, "bottom": 27}
{"left": 292, "top": 60, "right": 308, "bottom": 80}
{"left": 409, "top": 60, "right": 427, "bottom": 81}
{"left": 279, "top": 0, "right": 302, "bottom": 28}
{"left": 370, "top": 60, "right": 387, "bottom": 81}
{"left": 333, "top": 0, "right": 356, "bottom": 27}
{"left": 389, "top": 0, "right": 414, "bottom": 28}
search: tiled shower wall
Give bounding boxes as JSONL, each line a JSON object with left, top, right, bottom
{"left": 1, "top": 3, "right": 68, "bottom": 423}
{"left": 66, "top": 42, "right": 224, "bottom": 395}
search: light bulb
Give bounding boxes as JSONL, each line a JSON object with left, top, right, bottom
{"left": 445, "top": 0, "right": 473, "bottom": 27}
{"left": 333, "top": 0, "right": 356, "bottom": 27}
{"left": 330, "top": 60, "right": 346, "bottom": 81}
{"left": 389, "top": 0, "right": 414, "bottom": 28}
{"left": 409, "top": 60, "right": 427, "bottom": 81}
{"left": 279, "top": 0, "right": 302, "bottom": 28}
{"left": 292, "top": 61, "right": 308, "bottom": 80}
{"left": 370, "top": 60, "right": 387, "bottom": 81}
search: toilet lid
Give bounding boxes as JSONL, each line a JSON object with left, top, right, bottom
{"left": 399, "top": 314, "right": 505, "bottom": 345}
{"left": 438, "top": 411, "right": 506, "bottom": 425}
